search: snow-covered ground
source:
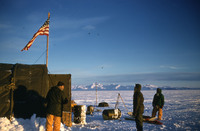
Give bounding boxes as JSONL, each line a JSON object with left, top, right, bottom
{"left": 0, "top": 90, "right": 200, "bottom": 131}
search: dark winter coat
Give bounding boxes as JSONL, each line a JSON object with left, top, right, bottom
{"left": 152, "top": 88, "right": 164, "bottom": 108}
{"left": 46, "top": 86, "right": 68, "bottom": 117}
{"left": 133, "top": 86, "right": 144, "bottom": 115}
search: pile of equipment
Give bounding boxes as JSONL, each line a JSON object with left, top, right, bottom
{"left": 98, "top": 102, "right": 109, "bottom": 107}
{"left": 86, "top": 105, "right": 94, "bottom": 115}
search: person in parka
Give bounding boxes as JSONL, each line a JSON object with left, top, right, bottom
{"left": 45, "top": 81, "right": 68, "bottom": 131}
{"left": 152, "top": 88, "right": 164, "bottom": 120}
{"left": 133, "top": 84, "right": 144, "bottom": 131}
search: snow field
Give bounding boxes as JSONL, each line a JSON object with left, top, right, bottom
{"left": 0, "top": 90, "right": 199, "bottom": 131}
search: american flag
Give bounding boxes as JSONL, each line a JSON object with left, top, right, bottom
{"left": 21, "top": 17, "right": 50, "bottom": 51}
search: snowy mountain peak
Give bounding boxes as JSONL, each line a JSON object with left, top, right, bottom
{"left": 115, "top": 85, "right": 121, "bottom": 89}
{"left": 144, "top": 84, "right": 158, "bottom": 89}
{"left": 72, "top": 83, "right": 198, "bottom": 90}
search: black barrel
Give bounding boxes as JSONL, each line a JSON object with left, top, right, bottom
{"left": 102, "top": 109, "right": 121, "bottom": 120}
{"left": 73, "top": 105, "right": 86, "bottom": 124}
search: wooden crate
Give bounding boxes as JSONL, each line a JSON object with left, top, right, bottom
{"left": 62, "top": 111, "right": 72, "bottom": 127}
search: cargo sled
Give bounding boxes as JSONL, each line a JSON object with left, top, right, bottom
{"left": 125, "top": 112, "right": 163, "bottom": 125}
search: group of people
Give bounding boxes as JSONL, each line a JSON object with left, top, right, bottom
{"left": 44, "top": 82, "right": 164, "bottom": 131}
{"left": 133, "top": 84, "right": 165, "bottom": 131}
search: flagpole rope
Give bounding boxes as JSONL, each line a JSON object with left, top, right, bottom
{"left": 33, "top": 49, "right": 47, "bottom": 64}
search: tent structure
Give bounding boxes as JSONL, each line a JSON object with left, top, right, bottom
{"left": 0, "top": 63, "right": 14, "bottom": 119}
{"left": 0, "top": 63, "right": 71, "bottom": 119}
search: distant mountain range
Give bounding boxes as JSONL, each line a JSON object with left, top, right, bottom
{"left": 72, "top": 83, "right": 200, "bottom": 91}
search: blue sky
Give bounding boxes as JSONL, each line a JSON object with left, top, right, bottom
{"left": 0, "top": 0, "right": 200, "bottom": 87}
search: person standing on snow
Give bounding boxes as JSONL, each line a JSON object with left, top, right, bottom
{"left": 133, "top": 84, "right": 144, "bottom": 131}
{"left": 45, "top": 81, "right": 68, "bottom": 131}
{"left": 152, "top": 88, "right": 165, "bottom": 120}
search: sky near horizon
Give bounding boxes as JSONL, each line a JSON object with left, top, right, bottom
{"left": 0, "top": 0, "right": 200, "bottom": 87}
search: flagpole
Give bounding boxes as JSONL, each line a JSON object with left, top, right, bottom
{"left": 46, "top": 12, "right": 50, "bottom": 68}
{"left": 46, "top": 35, "right": 49, "bottom": 67}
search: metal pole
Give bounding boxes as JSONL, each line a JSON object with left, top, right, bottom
{"left": 119, "top": 94, "right": 129, "bottom": 112}
{"left": 96, "top": 82, "right": 97, "bottom": 106}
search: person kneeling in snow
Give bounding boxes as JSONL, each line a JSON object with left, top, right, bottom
{"left": 152, "top": 88, "right": 165, "bottom": 120}
{"left": 45, "top": 81, "right": 68, "bottom": 131}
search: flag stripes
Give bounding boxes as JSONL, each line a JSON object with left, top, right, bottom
{"left": 21, "top": 18, "right": 49, "bottom": 51}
